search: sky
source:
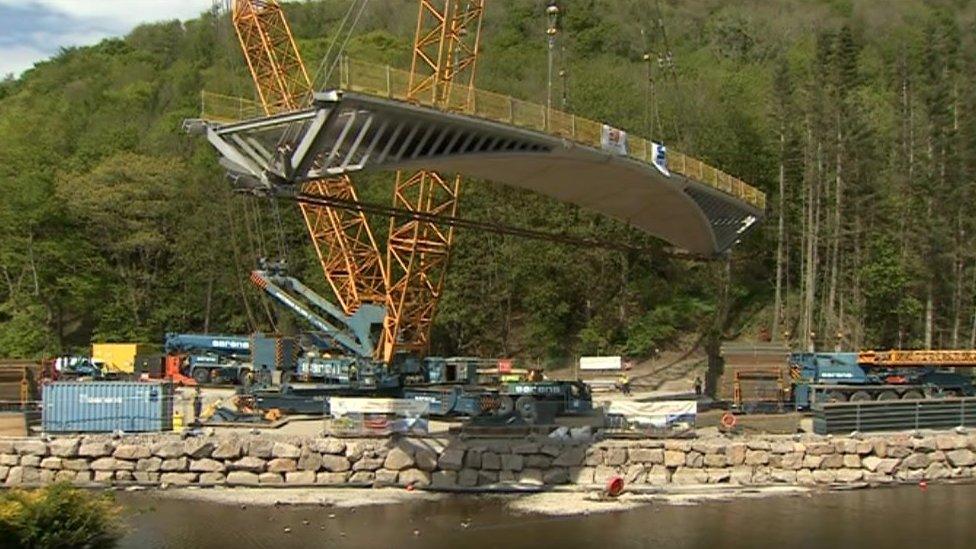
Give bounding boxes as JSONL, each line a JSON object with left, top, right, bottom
{"left": 0, "top": 0, "right": 212, "bottom": 77}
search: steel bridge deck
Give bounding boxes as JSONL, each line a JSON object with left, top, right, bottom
{"left": 192, "top": 90, "right": 764, "bottom": 256}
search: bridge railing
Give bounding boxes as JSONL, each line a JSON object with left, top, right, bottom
{"left": 199, "top": 59, "right": 765, "bottom": 211}
{"left": 335, "top": 58, "right": 765, "bottom": 211}
{"left": 200, "top": 91, "right": 265, "bottom": 123}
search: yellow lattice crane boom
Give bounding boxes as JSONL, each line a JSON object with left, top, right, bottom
{"left": 380, "top": 0, "right": 486, "bottom": 362}
{"left": 230, "top": 0, "right": 387, "bottom": 313}
{"left": 231, "top": 0, "right": 311, "bottom": 112}
{"left": 229, "top": 0, "right": 486, "bottom": 363}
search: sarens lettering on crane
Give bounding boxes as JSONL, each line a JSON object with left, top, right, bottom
{"left": 209, "top": 339, "right": 250, "bottom": 350}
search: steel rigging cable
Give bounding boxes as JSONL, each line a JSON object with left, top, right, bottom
{"left": 273, "top": 191, "right": 712, "bottom": 261}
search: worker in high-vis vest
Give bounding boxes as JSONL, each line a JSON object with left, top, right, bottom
{"left": 618, "top": 372, "right": 631, "bottom": 395}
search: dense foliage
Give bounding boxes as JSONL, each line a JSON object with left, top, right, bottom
{"left": 1, "top": 0, "right": 975, "bottom": 365}
{"left": 0, "top": 484, "right": 123, "bottom": 548}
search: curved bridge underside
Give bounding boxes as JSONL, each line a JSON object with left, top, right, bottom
{"left": 194, "top": 91, "right": 764, "bottom": 256}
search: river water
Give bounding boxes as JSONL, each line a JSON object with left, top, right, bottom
{"left": 117, "top": 484, "right": 976, "bottom": 549}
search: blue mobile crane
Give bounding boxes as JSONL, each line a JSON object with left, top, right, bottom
{"left": 243, "top": 264, "right": 594, "bottom": 420}
{"left": 791, "top": 352, "right": 976, "bottom": 409}
{"left": 247, "top": 266, "right": 464, "bottom": 383}
{"left": 163, "top": 332, "right": 298, "bottom": 386}
{"left": 163, "top": 333, "right": 253, "bottom": 385}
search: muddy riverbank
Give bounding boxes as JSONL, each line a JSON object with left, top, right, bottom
{"left": 143, "top": 482, "right": 810, "bottom": 515}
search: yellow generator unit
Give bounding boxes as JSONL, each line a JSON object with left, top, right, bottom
{"left": 91, "top": 343, "right": 157, "bottom": 374}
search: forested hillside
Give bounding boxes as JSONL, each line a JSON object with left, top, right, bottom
{"left": 1, "top": 0, "right": 975, "bottom": 364}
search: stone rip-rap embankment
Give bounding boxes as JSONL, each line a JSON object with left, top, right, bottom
{"left": 2, "top": 430, "right": 976, "bottom": 489}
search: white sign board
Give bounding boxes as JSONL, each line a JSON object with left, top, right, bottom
{"left": 606, "top": 400, "right": 697, "bottom": 428}
{"left": 328, "top": 397, "right": 430, "bottom": 436}
{"left": 579, "top": 356, "right": 623, "bottom": 371}
{"left": 329, "top": 397, "right": 430, "bottom": 416}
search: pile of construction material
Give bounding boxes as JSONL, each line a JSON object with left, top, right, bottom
{"left": 0, "top": 361, "right": 40, "bottom": 410}
{"left": 717, "top": 343, "right": 791, "bottom": 409}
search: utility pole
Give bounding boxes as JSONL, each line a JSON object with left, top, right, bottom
{"left": 546, "top": 2, "right": 560, "bottom": 119}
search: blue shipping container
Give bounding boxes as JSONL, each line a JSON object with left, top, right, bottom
{"left": 42, "top": 381, "right": 174, "bottom": 433}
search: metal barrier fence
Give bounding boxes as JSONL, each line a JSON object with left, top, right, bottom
{"left": 199, "top": 57, "right": 766, "bottom": 211}
{"left": 813, "top": 397, "right": 976, "bottom": 434}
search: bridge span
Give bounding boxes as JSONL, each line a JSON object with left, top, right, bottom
{"left": 191, "top": 60, "right": 766, "bottom": 256}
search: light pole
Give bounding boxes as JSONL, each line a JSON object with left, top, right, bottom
{"left": 559, "top": 67, "right": 568, "bottom": 110}
{"left": 546, "top": 2, "right": 559, "bottom": 118}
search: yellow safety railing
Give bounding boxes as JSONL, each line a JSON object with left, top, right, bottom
{"left": 200, "top": 91, "right": 264, "bottom": 123}
{"left": 201, "top": 59, "right": 766, "bottom": 210}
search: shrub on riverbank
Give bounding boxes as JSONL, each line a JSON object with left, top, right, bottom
{"left": 0, "top": 483, "right": 123, "bottom": 548}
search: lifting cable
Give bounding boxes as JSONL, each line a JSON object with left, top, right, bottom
{"left": 280, "top": 192, "right": 712, "bottom": 261}
{"left": 254, "top": 199, "right": 280, "bottom": 332}
{"left": 267, "top": 196, "right": 290, "bottom": 263}
{"left": 240, "top": 195, "right": 265, "bottom": 259}
{"left": 652, "top": 0, "right": 683, "bottom": 144}
{"left": 252, "top": 198, "right": 275, "bottom": 261}
{"left": 223, "top": 201, "right": 259, "bottom": 332}
{"left": 240, "top": 194, "right": 280, "bottom": 331}
{"left": 312, "top": 0, "right": 371, "bottom": 90}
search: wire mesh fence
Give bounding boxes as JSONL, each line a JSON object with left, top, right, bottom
{"left": 200, "top": 91, "right": 264, "bottom": 123}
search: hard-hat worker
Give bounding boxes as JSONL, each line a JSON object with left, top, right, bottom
{"left": 619, "top": 372, "right": 631, "bottom": 396}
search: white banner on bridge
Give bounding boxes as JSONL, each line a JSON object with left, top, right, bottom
{"left": 651, "top": 141, "right": 670, "bottom": 177}
{"left": 606, "top": 400, "right": 697, "bottom": 428}
{"left": 601, "top": 124, "right": 629, "bottom": 155}
{"left": 579, "top": 356, "right": 623, "bottom": 371}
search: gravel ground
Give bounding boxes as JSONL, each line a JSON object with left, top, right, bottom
{"left": 148, "top": 483, "right": 811, "bottom": 517}
{"left": 153, "top": 487, "right": 444, "bottom": 508}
